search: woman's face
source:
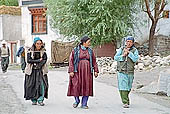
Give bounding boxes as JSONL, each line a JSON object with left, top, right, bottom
{"left": 83, "top": 39, "right": 91, "bottom": 48}
{"left": 35, "top": 40, "right": 42, "bottom": 50}
{"left": 126, "top": 40, "right": 133, "bottom": 48}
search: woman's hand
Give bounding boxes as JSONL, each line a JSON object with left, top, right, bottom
{"left": 94, "top": 72, "right": 98, "bottom": 78}
{"left": 69, "top": 72, "right": 74, "bottom": 77}
{"left": 40, "top": 58, "right": 43, "bottom": 61}
{"left": 123, "top": 48, "right": 130, "bottom": 56}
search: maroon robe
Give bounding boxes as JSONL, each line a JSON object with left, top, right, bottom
{"left": 67, "top": 48, "right": 99, "bottom": 96}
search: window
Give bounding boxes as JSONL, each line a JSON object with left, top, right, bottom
{"left": 29, "top": 8, "right": 47, "bottom": 34}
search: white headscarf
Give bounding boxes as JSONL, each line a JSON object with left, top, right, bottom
{"left": 1, "top": 40, "right": 7, "bottom": 45}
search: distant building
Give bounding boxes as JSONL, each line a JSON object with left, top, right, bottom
{"left": 0, "top": 5, "right": 22, "bottom": 63}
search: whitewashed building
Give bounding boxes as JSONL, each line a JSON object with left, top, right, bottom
{"left": 19, "top": 0, "right": 60, "bottom": 62}
{"left": 0, "top": 5, "right": 22, "bottom": 63}
{"left": 135, "top": 3, "right": 170, "bottom": 45}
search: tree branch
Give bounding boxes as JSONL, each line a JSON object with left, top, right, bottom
{"left": 154, "top": 0, "right": 161, "bottom": 20}
{"left": 144, "top": 0, "right": 154, "bottom": 22}
{"left": 158, "top": 0, "right": 166, "bottom": 16}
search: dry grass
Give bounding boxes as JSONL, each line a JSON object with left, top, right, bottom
{"left": 0, "top": 5, "right": 21, "bottom": 15}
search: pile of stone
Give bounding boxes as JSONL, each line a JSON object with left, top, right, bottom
{"left": 97, "top": 55, "right": 170, "bottom": 74}
{"left": 97, "top": 57, "right": 117, "bottom": 74}
{"left": 136, "top": 55, "right": 170, "bottom": 71}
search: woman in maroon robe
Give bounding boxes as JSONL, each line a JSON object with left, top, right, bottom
{"left": 67, "top": 36, "right": 99, "bottom": 109}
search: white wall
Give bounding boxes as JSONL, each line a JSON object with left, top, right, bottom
{"left": 21, "top": 6, "right": 59, "bottom": 61}
{"left": 134, "top": 3, "right": 170, "bottom": 45}
{"left": 0, "top": 14, "right": 22, "bottom": 64}
{"left": 2, "top": 15, "right": 22, "bottom": 41}
{"left": 156, "top": 5, "right": 170, "bottom": 36}
{"left": 0, "top": 15, "right": 3, "bottom": 40}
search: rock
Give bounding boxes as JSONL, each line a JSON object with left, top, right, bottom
{"left": 140, "top": 56, "right": 145, "bottom": 61}
{"left": 151, "top": 62, "right": 157, "bottom": 67}
{"left": 138, "top": 81, "right": 158, "bottom": 94}
{"left": 108, "top": 68, "right": 117, "bottom": 74}
{"left": 136, "top": 84, "right": 144, "bottom": 89}
{"left": 138, "top": 63, "right": 144, "bottom": 70}
{"left": 152, "top": 56, "right": 160, "bottom": 62}
{"left": 166, "top": 55, "right": 170, "bottom": 61}
{"left": 100, "top": 67, "right": 109, "bottom": 74}
{"left": 143, "top": 60, "right": 152, "bottom": 66}
{"left": 145, "top": 55, "right": 152, "bottom": 60}
{"left": 160, "top": 60, "right": 169, "bottom": 66}
{"left": 155, "top": 57, "right": 162, "bottom": 64}
{"left": 156, "top": 91, "right": 167, "bottom": 96}
{"left": 111, "top": 61, "right": 117, "bottom": 69}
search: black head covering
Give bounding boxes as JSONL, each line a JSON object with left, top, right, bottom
{"left": 80, "top": 36, "right": 90, "bottom": 45}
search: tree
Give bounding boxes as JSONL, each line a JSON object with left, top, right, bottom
{"left": 44, "top": 0, "right": 138, "bottom": 46}
{"left": 142, "top": 0, "right": 167, "bottom": 56}
{"left": 0, "top": 0, "right": 18, "bottom": 6}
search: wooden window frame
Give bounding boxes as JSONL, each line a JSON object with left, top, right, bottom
{"left": 29, "top": 8, "right": 47, "bottom": 35}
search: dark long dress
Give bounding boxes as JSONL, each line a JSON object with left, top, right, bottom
{"left": 67, "top": 48, "right": 99, "bottom": 96}
{"left": 24, "top": 51, "right": 48, "bottom": 100}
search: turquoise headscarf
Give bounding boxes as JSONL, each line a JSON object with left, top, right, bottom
{"left": 126, "top": 36, "right": 134, "bottom": 42}
{"left": 34, "top": 37, "right": 41, "bottom": 44}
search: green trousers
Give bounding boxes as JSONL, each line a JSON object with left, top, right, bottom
{"left": 31, "top": 81, "right": 45, "bottom": 103}
{"left": 119, "top": 90, "right": 130, "bottom": 105}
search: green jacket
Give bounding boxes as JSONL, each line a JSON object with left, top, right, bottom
{"left": 117, "top": 47, "right": 136, "bottom": 75}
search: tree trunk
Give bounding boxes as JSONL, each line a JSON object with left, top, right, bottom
{"left": 148, "top": 20, "right": 158, "bottom": 56}
{"left": 144, "top": 0, "right": 166, "bottom": 56}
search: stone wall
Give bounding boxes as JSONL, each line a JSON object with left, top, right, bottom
{"left": 154, "top": 35, "right": 170, "bottom": 54}
{"left": 137, "top": 35, "right": 170, "bottom": 56}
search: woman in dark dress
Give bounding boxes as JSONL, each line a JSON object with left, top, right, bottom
{"left": 67, "top": 36, "right": 99, "bottom": 109}
{"left": 24, "top": 37, "right": 48, "bottom": 106}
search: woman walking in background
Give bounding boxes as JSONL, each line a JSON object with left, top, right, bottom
{"left": 16, "top": 46, "right": 26, "bottom": 73}
{"left": 67, "top": 36, "right": 99, "bottom": 109}
{"left": 0, "top": 40, "right": 10, "bottom": 73}
{"left": 24, "top": 37, "right": 49, "bottom": 106}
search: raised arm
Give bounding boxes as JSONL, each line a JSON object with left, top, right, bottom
{"left": 27, "top": 52, "right": 41, "bottom": 63}
{"left": 38, "top": 52, "right": 47, "bottom": 68}
{"left": 128, "top": 49, "right": 139, "bottom": 63}
{"left": 114, "top": 48, "right": 124, "bottom": 61}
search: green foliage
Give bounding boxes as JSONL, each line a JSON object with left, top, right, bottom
{"left": 0, "top": 0, "right": 18, "bottom": 6}
{"left": 44, "top": 0, "right": 138, "bottom": 46}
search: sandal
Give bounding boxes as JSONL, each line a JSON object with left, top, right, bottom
{"left": 73, "top": 102, "right": 79, "bottom": 108}
{"left": 123, "top": 104, "right": 129, "bottom": 108}
{"left": 81, "top": 105, "right": 89, "bottom": 109}
{"left": 38, "top": 102, "right": 45, "bottom": 106}
{"left": 32, "top": 102, "right": 37, "bottom": 105}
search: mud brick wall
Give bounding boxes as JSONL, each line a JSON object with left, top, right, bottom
{"left": 93, "top": 42, "right": 116, "bottom": 58}
{"left": 154, "top": 35, "right": 170, "bottom": 53}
